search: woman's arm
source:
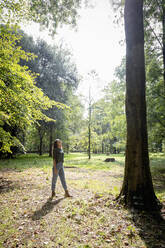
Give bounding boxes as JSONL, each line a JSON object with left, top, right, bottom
{"left": 53, "top": 159, "right": 58, "bottom": 175}
{"left": 53, "top": 148, "right": 58, "bottom": 175}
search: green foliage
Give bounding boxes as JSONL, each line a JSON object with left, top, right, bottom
{"left": 146, "top": 52, "right": 165, "bottom": 151}
{"left": 62, "top": 94, "right": 85, "bottom": 151}
{"left": 111, "top": 0, "right": 165, "bottom": 153}
{"left": 89, "top": 59, "right": 126, "bottom": 154}
{"left": 0, "top": 0, "right": 81, "bottom": 34}
{"left": 143, "top": 0, "right": 165, "bottom": 151}
{"left": 15, "top": 31, "right": 81, "bottom": 154}
{"left": 0, "top": 25, "right": 61, "bottom": 153}
{"left": 69, "top": 60, "right": 126, "bottom": 155}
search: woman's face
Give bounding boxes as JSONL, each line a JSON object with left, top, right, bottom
{"left": 57, "top": 140, "right": 62, "bottom": 148}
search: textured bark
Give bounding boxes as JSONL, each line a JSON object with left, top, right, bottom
{"left": 117, "top": 0, "right": 160, "bottom": 210}
{"left": 49, "top": 125, "right": 53, "bottom": 157}
{"left": 162, "top": 1, "right": 165, "bottom": 88}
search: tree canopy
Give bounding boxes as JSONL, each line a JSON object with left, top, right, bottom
{"left": 0, "top": 25, "right": 63, "bottom": 154}
{"left": 0, "top": 0, "right": 82, "bottom": 34}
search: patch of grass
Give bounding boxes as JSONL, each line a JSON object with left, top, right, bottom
{"left": 65, "top": 153, "right": 125, "bottom": 170}
{"left": 0, "top": 152, "right": 165, "bottom": 247}
{"left": 0, "top": 207, "right": 18, "bottom": 246}
{"left": 68, "top": 178, "right": 120, "bottom": 196}
{"left": 0, "top": 152, "right": 125, "bottom": 171}
{"left": 0, "top": 152, "right": 165, "bottom": 171}
{"left": 0, "top": 153, "right": 52, "bottom": 171}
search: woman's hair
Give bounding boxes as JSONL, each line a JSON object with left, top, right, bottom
{"left": 52, "top": 139, "right": 62, "bottom": 158}
{"left": 53, "top": 139, "right": 61, "bottom": 149}
{"left": 52, "top": 139, "right": 61, "bottom": 158}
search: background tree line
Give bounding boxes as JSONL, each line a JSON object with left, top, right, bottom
{"left": 0, "top": 0, "right": 84, "bottom": 158}
{"left": 0, "top": 26, "right": 85, "bottom": 157}
{"left": 1, "top": 25, "right": 164, "bottom": 157}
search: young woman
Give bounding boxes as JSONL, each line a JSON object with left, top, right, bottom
{"left": 51, "top": 139, "right": 71, "bottom": 198}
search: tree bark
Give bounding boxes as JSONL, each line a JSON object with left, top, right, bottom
{"left": 117, "top": 0, "right": 160, "bottom": 210}
{"left": 39, "top": 136, "right": 43, "bottom": 156}
{"left": 38, "top": 127, "right": 43, "bottom": 156}
{"left": 49, "top": 124, "right": 53, "bottom": 157}
{"left": 162, "top": 1, "right": 165, "bottom": 88}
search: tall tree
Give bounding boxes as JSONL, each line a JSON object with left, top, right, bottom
{"left": 145, "top": 50, "right": 165, "bottom": 152}
{"left": 18, "top": 33, "right": 79, "bottom": 155}
{"left": 86, "top": 70, "right": 98, "bottom": 159}
{"left": 144, "top": 0, "right": 165, "bottom": 148}
{"left": 88, "top": 86, "right": 92, "bottom": 159}
{"left": 0, "top": 26, "right": 58, "bottom": 156}
{"left": 117, "top": 0, "right": 160, "bottom": 210}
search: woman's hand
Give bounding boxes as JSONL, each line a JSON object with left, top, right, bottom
{"left": 54, "top": 166, "right": 58, "bottom": 175}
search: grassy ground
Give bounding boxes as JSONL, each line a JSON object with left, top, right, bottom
{"left": 0, "top": 153, "right": 165, "bottom": 248}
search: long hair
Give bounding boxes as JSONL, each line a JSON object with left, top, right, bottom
{"left": 52, "top": 139, "right": 61, "bottom": 156}
{"left": 54, "top": 139, "right": 61, "bottom": 149}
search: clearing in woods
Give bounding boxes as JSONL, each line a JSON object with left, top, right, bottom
{"left": 0, "top": 153, "right": 165, "bottom": 248}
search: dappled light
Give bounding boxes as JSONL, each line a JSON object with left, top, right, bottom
{"left": 0, "top": 153, "right": 165, "bottom": 247}
{"left": 0, "top": 0, "right": 165, "bottom": 247}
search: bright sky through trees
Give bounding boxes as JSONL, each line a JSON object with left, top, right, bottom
{"left": 22, "top": 0, "right": 125, "bottom": 101}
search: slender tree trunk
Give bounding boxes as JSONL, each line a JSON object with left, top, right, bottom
{"left": 88, "top": 121, "right": 91, "bottom": 159}
{"left": 66, "top": 143, "right": 69, "bottom": 154}
{"left": 38, "top": 127, "right": 43, "bottom": 156}
{"left": 39, "top": 136, "right": 43, "bottom": 156}
{"left": 66, "top": 136, "right": 69, "bottom": 154}
{"left": 102, "top": 141, "right": 104, "bottom": 154}
{"left": 49, "top": 124, "right": 53, "bottom": 157}
{"left": 88, "top": 87, "right": 92, "bottom": 159}
{"left": 117, "top": 0, "right": 160, "bottom": 210}
{"left": 101, "top": 126, "right": 104, "bottom": 154}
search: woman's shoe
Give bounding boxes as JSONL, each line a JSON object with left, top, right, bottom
{"left": 51, "top": 191, "right": 55, "bottom": 198}
{"left": 65, "top": 190, "right": 72, "bottom": 197}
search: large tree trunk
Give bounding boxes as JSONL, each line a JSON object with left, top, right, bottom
{"left": 117, "top": 0, "right": 160, "bottom": 210}
{"left": 162, "top": 1, "right": 165, "bottom": 88}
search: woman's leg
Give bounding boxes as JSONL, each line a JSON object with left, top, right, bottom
{"left": 58, "top": 164, "right": 67, "bottom": 191}
{"left": 51, "top": 167, "right": 58, "bottom": 192}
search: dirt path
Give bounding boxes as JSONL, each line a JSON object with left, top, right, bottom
{"left": 1, "top": 167, "right": 165, "bottom": 248}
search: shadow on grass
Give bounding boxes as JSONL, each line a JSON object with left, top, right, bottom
{"left": 31, "top": 197, "right": 64, "bottom": 221}
{"left": 132, "top": 210, "right": 165, "bottom": 248}
{"left": 0, "top": 176, "right": 21, "bottom": 193}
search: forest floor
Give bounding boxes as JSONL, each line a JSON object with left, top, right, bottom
{"left": 0, "top": 153, "right": 165, "bottom": 248}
